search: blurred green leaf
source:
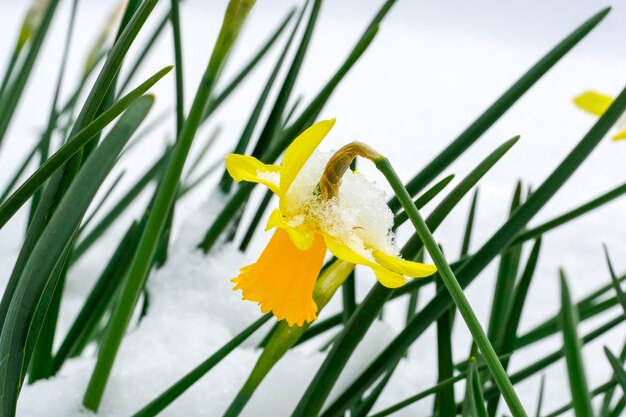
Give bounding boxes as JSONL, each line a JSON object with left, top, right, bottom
{"left": 0, "top": 0, "right": 60, "bottom": 147}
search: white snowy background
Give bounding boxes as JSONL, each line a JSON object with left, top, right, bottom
{"left": 1, "top": 0, "right": 625, "bottom": 416}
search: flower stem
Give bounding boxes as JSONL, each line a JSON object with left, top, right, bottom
{"left": 375, "top": 156, "right": 529, "bottom": 417}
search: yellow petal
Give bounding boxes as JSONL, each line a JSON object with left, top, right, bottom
{"left": 232, "top": 228, "right": 327, "bottom": 326}
{"left": 324, "top": 235, "right": 405, "bottom": 287}
{"left": 225, "top": 154, "right": 281, "bottom": 194}
{"left": 324, "top": 234, "right": 370, "bottom": 266}
{"left": 372, "top": 267, "right": 408, "bottom": 288}
{"left": 372, "top": 250, "right": 437, "bottom": 278}
{"left": 612, "top": 128, "right": 626, "bottom": 141}
{"left": 265, "top": 209, "right": 316, "bottom": 251}
{"left": 280, "top": 119, "right": 336, "bottom": 195}
{"left": 573, "top": 91, "right": 614, "bottom": 116}
{"left": 325, "top": 235, "right": 437, "bottom": 289}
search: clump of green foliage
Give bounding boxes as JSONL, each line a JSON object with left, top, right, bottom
{"left": 0, "top": 1, "right": 625, "bottom": 417}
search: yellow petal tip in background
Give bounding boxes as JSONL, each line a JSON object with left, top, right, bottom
{"left": 573, "top": 90, "right": 614, "bottom": 116}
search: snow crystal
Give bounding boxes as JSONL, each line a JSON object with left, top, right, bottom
{"left": 283, "top": 150, "right": 399, "bottom": 261}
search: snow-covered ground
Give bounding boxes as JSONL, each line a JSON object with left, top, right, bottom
{"left": 1, "top": 1, "right": 626, "bottom": 416}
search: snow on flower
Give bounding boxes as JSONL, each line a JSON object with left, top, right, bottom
{"left": 225, "top": 119, "right": 437, "bottom": 327}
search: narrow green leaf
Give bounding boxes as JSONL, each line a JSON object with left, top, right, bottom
{"left": 0, "top": 136, "right": 44, "bottom": 203}
{"left": 0, "top": 96, "right": 153, "bottom": 416}
{"left": 185, "top": 125, "right": 221, "bottom": 181}
{"left": 604, "top": 246, "right": 626, "bottom": 317}
{"left": 434, "top": 277, "right": 456, "bottom": 417}
{"left": 369, "top": 370, "right": 470, "bottom": 417}
{"left": 118, "top": 10, "right": 170, "bottom": 94}
{"left": 72, "top": 148, "right": 169, "bottom": 261}
{"left": 516, "top": 281, "right": 624, "bottom": 350}
{"left": 559, "top": 270, "right": 594, "bottom": 417}
{"left": 202, "top": 8, "right": 295, "bottom": 121}
{"left": 53, "top": 222, "right": 140, "bottom": 372}
{"left": 392, "top": 174, "right": 455, "bottom": 229}
{"left": 604, "top": 347, "right": 626, "bottom": 393}
{"left": 250, "top": 0, "right": 320, "bottom": 158}
{"left": 468, "top": 360, "right": 489, "bottom": 417}
{"left": 376, "top": 158, "right": 528, "bottom": 417}
{"left": 28, "top": 244, "right": 70, "bottom": 382}
{"left": 543, "top": 379, "right": 618, "bottom": 417}
{"left": 84, "top": 1, "right": 256, "bottom": 411}
{"left": 239, "top": 188, "right": 275, "bottom": 251}
{"left": 27, "top": 0, "right": 80, "bottom": 227}
{"left": 402, "top": 137, "right": 519, "bottom": 258}
{"left": 79, "top": 170, "right": 126, "bottom": 232}
{"left": 169, "top": 0, "right": 185, "bottom": 134}
{"left": 599, "top": 340, "right": 626, "bottom": 417}
{"left": 607, "top": 397, "right": 626, "bottom": 417}
{"left": 0, "top": 66, "right": 172, "bottom": 230}
{"left": 461, "top": 188, "right": 479, "bottom": 257}
{"left": 387, "top": 7, "right": 611, "bottom": 212}
{"left": 486, "top": 182, "right": 525, "bottom": 417}
{"left": 342, "top": 271, "right": 357, "bottom": 324}
{"left": 218, "top": 6, "right": 301, "bottom": 193}
{"left": 487, "top": 181, "right": 523, "bottom": 352}
{"left": 535, "top": 375, "right": 546, "bottom": 417}
{"left": 131, "top": 315, "right": 270, "bottom": 417}
{"left": 510, "top": 181, "right": 626, "bottom": 247}
{"left": 500, "top": 238, "right": 542, "bottom": 367}
{"left": 0, "top": 44, "right": 22, "bottom": 108}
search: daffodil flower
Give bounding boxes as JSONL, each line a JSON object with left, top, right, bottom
{"left": 225, "top": 119, "right": 437, "bottom": 326}
{"left": 574, "top": 90, "right": 626, "bottom": 140}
